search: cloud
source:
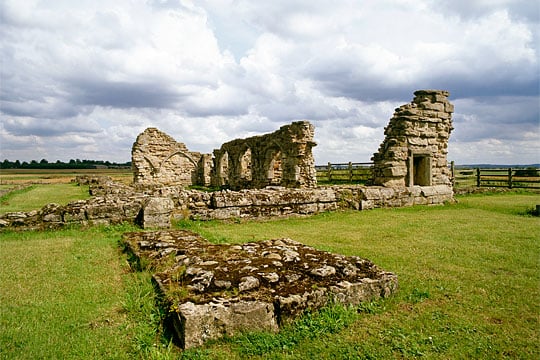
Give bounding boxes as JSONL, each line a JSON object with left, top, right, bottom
{"left": 0, "top": 0, "right": 538, "bottom": 165}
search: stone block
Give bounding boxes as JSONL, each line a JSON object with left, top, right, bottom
{"left": 173, "top": 300, "right": 278, "bottom": 349}
{"left": 141, "top": 197, "right": 174, "bottom": 229}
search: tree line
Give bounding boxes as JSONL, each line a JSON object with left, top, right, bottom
{"left": 0, "top": 159, "right": 131, "bottom": 169}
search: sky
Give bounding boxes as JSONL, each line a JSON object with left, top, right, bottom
{"left": 1, "top": 0, "right": 539, "bottom": 165}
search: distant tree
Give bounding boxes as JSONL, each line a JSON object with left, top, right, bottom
{"left": 1, "top": 159, "right": 13, "bottom": 168}
{"left": 515, "top": 167, "right": 539, "bottom": 177}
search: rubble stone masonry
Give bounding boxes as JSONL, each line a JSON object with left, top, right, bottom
{"left": 372, "top": 90, "right": 454, "bottom": 187}
{"left": 132, "top": 127, "right": 208, "bottom": 187}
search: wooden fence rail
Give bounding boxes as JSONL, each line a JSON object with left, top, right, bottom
{"left": 315, "top": 162, "right": 373, "bottom": 184}
{"left": 450, "top": 163, "right": 540, "bottom": 190}
{"left": 317, "top": 161, "right": 540, "bottom": 189}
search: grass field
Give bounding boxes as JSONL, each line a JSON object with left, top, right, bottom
{"left": 0, "top": 168, "right": 132, "bottom": 185}
{"left": 0, "top": 184, "right": 539, "bottom": 358}
{"left": 0, "top": 183, "right": 92, "bottom": 214}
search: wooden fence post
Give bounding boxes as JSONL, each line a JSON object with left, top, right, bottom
{"left": 508, "top": 168, "right": 513, "bottom": 189}
{"left": 476, "top": 168, "right": 481, "bottom": 187}
{"left": 327, "top": 162, "right": 332, "bottom": 182}
{"left": 348, "top": 162, "right": 353, "bottom": 182}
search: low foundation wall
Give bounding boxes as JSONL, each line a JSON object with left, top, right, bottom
{"left": 0, "top": 178, "right": 454, "bottom": 230}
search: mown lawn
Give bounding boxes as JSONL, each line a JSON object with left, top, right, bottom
{"left": 0, "top": 191, "right": 539, "bottom": 359}
{"left": 0, "top": 183, "right": 91, "bottom": 214}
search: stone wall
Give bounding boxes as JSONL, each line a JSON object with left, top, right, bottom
{"left": 0, "top": 179, "right": 454, "bottom": 230}
{"left": 372, "top": 90, "right": 454, "bottom": 187}
{"left": 211, "top": 121, "right": 317, "bottom": 190}
{"left": 131, "top": 122, "right": 317, "bottom": 190}
{"left": 132, "top": 127, "right": 210, "bottom": 187}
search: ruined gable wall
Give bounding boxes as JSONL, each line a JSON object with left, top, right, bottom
{"left": 132, "top": 127, "right": 205, "bottom": 186}
{"left": 211, "top": 121, "right": 317, "bottom": 190}
{"left": 372, "top": 90, "right": 454, "bottom": 187}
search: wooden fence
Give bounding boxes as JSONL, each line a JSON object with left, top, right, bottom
{"left": 317, "top": 161, "right": 540, "bottom": 189}
{"left": 315, "top": 162, "right": 373, "bottom": 184}
{"left": 451, "top": 163, "right": 540, "bottom": 189}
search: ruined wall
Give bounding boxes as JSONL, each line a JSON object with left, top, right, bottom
{"left": 132, "top": 127, "right": 210, "bottom": 187}
{"left": 211, "top": 121, "right": 317, "bottom": 190}
{"left": 372, "top": 90, "right": 454, "bottom": 187}
{"left": 0, "top": 181, "right": 453, "bottom": 230}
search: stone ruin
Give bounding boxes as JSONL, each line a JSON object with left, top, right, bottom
{"left": 132, "top": 128, "right": 212, "bottom": 187}
{"left": 372, "top": 90, "right": 454, "bottom": 187}
{"left": 0, "top": 90, "right": 455, "bottom": 230}
{"left": 131, "top": 121, "right": 317, "bottom": 190}
{"left": 212, "top": 121, "right": 317, "bottom": 190}
{"left": 0, "top": 89, "right": 458, "bottom": 349}
{"left": 122, "top": 230, "right": 398, "bottom": 349}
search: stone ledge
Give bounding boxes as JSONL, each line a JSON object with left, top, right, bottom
{"left": 121, "top": 230, "right": 398, "bottom": 349}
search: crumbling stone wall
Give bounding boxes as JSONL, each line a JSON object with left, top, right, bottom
{"left": 0, "top": 181, "right": 454, "bottom": 230}
{"left": 132, "top": 127, "right": 210, "bottom": 187}
{"left": 211, "top": 121, "right": 317, "bottom": 190}
{"left": 372, "top": 90, "right": 454, "bottom": 187}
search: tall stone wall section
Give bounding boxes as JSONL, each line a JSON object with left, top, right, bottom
{"left": 132, "top": 128, "right": 209, "bottom": 187}
{"left": 211, "top": 121, "right": 317, "bottom": 190}
{"left": 372, "top": 90, "right": 454, "bottom": 187}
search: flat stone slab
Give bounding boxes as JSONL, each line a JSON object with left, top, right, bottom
{"left": 122, "top": 230, "right": 398, "bottom": 349}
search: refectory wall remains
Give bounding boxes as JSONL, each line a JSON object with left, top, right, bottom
{"left": 131, "top": 121, "right": 317, "bottom": 190}
{"left": 212, "top": 121, "right": 317, "bottom": 190}
{"left": 132, "top": 128, "right": 212, "bottom": 187}
{"left": 0, "top": 177, "right": 453, "bottom": 230}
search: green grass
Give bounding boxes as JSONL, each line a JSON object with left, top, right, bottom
{"left": 175, "top": 192, "right": 540, "bottom": 359}
{"left": 0, "top": 224, "right": 183, "bottom": 359}
{"left": 0, "top": 183, "right": 91, "bottom": 214}
{"left": 1, "top": 191, "right": 539, "bottom": 359}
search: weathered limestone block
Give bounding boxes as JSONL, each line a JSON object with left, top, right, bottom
{"left": 122, "top": 230, "right": 398, "bottom": 349}
{"left": 140, "top": 197, "right": 174, "bottom": 229}
{"left": 173, "top": 300, "right": 278, "bottom": 349}
{"left": 41, "top": 203, "right": 63, "bottom": 224}
{"left": 63, "top": 200, "right": 88, "bottom": 223}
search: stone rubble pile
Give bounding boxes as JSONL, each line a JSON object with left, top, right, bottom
{"left": 121, "top": 230, "right": 398, "bottom": 349}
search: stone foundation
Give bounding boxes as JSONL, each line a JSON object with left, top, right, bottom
{"left": 121, "top": 230, "right": 398, "bottom": 349}
{"left": 0, "top": 177, "right": 454, "bottom": 230}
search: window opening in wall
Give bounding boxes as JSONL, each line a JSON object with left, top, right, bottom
{"left": 240, "top": 148, "right": 252, "bottom": 181}
{"left": 218, "top": 152, "right": 229, "bottom": 186}
{"left": 267, "top": 150, "right": 283, "bottom": 185}
{"left": 411, "top": 154, "right": 432, "bottom": 186}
